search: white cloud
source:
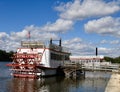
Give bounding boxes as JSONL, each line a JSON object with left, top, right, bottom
{"left": 10, "top": 30, "right": 28, "bottom": 41}
{"left": 98, "top": 47, "right": 112, "bottom": 54}
{"left": 0, "top": 32, "right": 9, "bottom": 39}
{"left": 23, "top": 26, "right": 59, "bottom": 41}
{"left": 41, "top": 19, "right": 73, "bottom": 33}
{"left": 62, "top": 37, "right": 120, "bottom": 57}
{"left": 63, "top": 37, "right": 95, "bottom": 55}
{"left": 63, "top": 37, "right": 82, "bottom": 44}
{"left": 84, "top": 16, "right": 120, "bottom": 37}
{"left": 98, "top": 47, "right": 120, "bottom": 57}
{"left": 110, "top": 40, "right": 119, "bottom": 44}
{"left": 0, "top": 26, "right": 59, "bottom": 51}
{"left": 100, "top": 40, "right": 108, "bottom": 44}
{"left": 100, "top": 39, "right": 119, "bottom": 44}
{"left": 55, "top": 0, "right": 120, "bottom": 20}
{"left": 21, "top": 19, "right": 73, "bottom": 34}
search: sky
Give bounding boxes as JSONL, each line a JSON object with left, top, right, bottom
{"left": 0, "top": 0, "right": 120, "bottom": 57}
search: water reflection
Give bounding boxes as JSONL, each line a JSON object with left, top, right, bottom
{"left": 8, "top": 78, "right": 36, "bottom": 92}
{"left": 7, "top": 77, "right": 82, "bottom": 92}
{"left": 6, "top": 71, "right": 111, "bottom": 92}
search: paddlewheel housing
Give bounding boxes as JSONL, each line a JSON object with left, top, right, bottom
{"left": 7, "top": 53, "right": 42, "bottom": 78}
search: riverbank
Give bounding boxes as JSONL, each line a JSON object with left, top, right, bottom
{"left": 105, "top": 72, "right": 120, "bottom": 92}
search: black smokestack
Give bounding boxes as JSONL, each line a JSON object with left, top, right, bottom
{"left": 50, "top": 38, "right": 52, "bottom": 44}
{"left": 96, "top": 47, "right": 98, "bottom": 56}
{"left": 59, "top": 38, "right": 61, "bottom": 46}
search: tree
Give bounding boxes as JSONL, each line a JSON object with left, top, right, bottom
{"left": 104, "top": 56, "right": 120, "bottom": 63}
{"left": 0, "top": 50, "right": 14, "bottom": 61}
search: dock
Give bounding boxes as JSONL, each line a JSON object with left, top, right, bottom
{"left": 62, "top": 61, "right": 120, "bottom": 78}
{"left": 63, "top": 62, "right": 85, "bottom": 78}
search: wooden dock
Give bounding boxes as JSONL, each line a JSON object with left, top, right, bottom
{"left": 63, "top": 62, "right": 85, "bottom": 78}
{"left": 62, "top": 61, "right": 120, "bottom": 78}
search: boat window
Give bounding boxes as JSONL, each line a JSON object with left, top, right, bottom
{"left": 23, "top": 52, "right": 27, "bottom": 54}
{"left": 50, "top": 53, "right": 69, "bottom": 60}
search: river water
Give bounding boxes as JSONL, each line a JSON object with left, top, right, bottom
{"left": 0, "top": 62, "right": 111, "bottom": 92}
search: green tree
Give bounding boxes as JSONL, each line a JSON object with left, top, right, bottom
{"left": 104, "top": 56, "right": 120, "bottom": 63}
{"left": 0, "top": 50, "right": 14, "bottom": 61}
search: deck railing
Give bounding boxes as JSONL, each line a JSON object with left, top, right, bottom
{"left": 21, "top": 41, "right": 70, "bottom": 53}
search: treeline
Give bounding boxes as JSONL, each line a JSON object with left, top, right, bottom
{"left": 104, "top": 56, "right": 120, "bottom": 63}
{"left": 0, "top": 50, "right": 14, "bottom": 61}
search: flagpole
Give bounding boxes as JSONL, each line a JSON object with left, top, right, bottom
{"left": 27, "top": 31, "right": 31, "bottom": 48}
{"left": 28, "top": 31, "right": 30, "bottom": 40}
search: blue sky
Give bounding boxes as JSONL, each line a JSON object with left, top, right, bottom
{"left": 0, "top": 0, "right": 120, "bottom": 57}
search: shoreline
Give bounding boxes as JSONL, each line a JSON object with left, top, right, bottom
{"left": 105, "top": 72, "right": 120, "bottom": 92}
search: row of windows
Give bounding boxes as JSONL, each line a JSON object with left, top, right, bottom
{"left": 71, "top": 60, "right": 101, "bottom": 63}
{"left": 71, "top": 59, "right": 102, "bottom": 62}
{"left": 50, "top": 53, "right": 69, "bottom": 60}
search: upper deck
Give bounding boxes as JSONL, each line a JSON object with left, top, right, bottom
{"left": 21, "top": 40, "right": 70, "bottom": 54}
{"left": 21, "top": 41, "right": 45, "bottom": 48}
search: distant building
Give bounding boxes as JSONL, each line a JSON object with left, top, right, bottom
{"left": 69, "top": 55, "right": 110, "bottom": 68}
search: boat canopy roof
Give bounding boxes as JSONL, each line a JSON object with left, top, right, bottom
{"left": 21, "top": 41, "right": 45, "bottom": 48}
{"left": 21, "top": 40, "right": 70, "bottom": 53}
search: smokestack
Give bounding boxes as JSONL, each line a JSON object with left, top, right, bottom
{"left": 96, "top": 47, "right": 98, "bottom": 56}
{"left": 50, "top": 38, "right": 52, "bottom": 44}
{"left": 59, "top": 38, "right": 61, "bottom": 46}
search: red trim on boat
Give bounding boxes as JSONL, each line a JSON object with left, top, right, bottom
{"left": 13, "top": 73, "right": 38, "bottom": 78}
{"left": 6, "top": 64, "right": 36, "bottom": 67}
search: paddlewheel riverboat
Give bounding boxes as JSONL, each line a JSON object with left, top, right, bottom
{"left": 7, "top": 39, "right": 71, "bottom": 78}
